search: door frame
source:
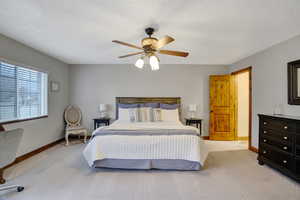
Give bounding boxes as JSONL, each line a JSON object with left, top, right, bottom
{"left": 231, "top": 66, "right": 255, "bottom": 152}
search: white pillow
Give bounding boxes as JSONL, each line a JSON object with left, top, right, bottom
{"left": 139, "top": 107, "right": 152, "bottom": 122}
{"left": 118, "top": 108, "right": 130, "bottom": 121}
{"left": 119, "top": 108, "right": 140, "bottom": 122}
{"left": 161, "top": 109, "right": 179, "bottom": 122}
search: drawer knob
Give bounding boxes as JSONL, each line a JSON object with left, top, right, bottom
{"left": 283, "top": 126, "right": 288, "bottom": 130}
{"left": 283, "top": 160, "right": 287, "bottom": 164}
{"left": 283, "top": 146, "right": 288, "bottom": 150}
{"left": 263, "top": 150, "right": 267, "bottom": 154}
{"left": 263, "top": 130, "right": 267, "bottom": 134}
{"left": 263, "top": 139, "right": 267, "bottom": 142}
{"left": 263, "top": 122, "right": 267, "bottom": 125}
{"left": 283, "top": 136, "right": 288, "bottom": 140}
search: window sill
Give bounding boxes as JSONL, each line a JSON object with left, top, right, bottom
{"left": 0, "top": 115, "right": 48, "bottom": 125}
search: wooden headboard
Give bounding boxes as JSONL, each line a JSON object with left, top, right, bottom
{"left": 115, "top": 97, "right": 181, "bottom": 119}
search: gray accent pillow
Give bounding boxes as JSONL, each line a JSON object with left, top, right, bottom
{"left": 118, "top": 103, "right": 140, "bottom": 108}
{"left": 140, "top": 103, "right": 160, "bottom": 108}
{"left": 160, "top": 103, "right": 179, "bottom": 110}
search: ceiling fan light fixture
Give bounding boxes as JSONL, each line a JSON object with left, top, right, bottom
{"left": 149, "top": 55, "right": 159, "bottom": 71}
{"left": 113, "top": 27, "right": 189, "bottom": 71}
{"left": 135, "top": 57, "right": 144, "bottom": 69}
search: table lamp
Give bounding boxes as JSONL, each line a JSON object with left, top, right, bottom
{"left": 189, "top": 104, "right": 197, "bottom": 119}
{"left": 99, "top": 104, "right": 107, "bottom": 118}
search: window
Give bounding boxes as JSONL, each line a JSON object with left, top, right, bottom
{"left": 0, "top": 61, "right": 48, "bottom": 123}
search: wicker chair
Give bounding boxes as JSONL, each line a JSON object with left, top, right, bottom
{"left": 64, "top": 105, "right": 88, "bottom": 146}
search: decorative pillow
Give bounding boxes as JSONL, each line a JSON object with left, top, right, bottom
{"left": 153, "top": 108, "right": 162, "bottom": 122}
{"left": 118, "top": 103, "right": 140, "bottom": 109}
{"left": 161, "top": 109, "right": 179, "bottom": 122}
{"left": 139, "top": 107, "right": 152, "bottom": 122}
{"left": 129, "top": 108, "right": 139, "bottom": 122}
{"left": 141, "top": 103, "right": 160, "bottom": 108}
{"left": 160, "top": 103, "right": 179, "bottom": 110}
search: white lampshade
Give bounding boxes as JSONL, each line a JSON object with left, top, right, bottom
{"left": 189, "top": 104, "right": 197, "bottom": 112}
{"left": 149, "top": 55, "right": 159, "bottom": 71}
{"left": 135, "top": 58, "right": 144, "bottom": 69}
{"left": 99, "top": 104, "right": 107, "bottom": 112}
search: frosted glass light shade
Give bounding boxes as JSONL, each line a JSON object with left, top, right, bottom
{"left": 135, "top": 58, "right": 144, "bottom": 69}
{"left": 189, "top": 104, "right": 197, "bottom": 112}
{"left": 149, "top": 56, "right": 159, "bottom": 71}
{"left": 99, "top": 104, "right": 107, "bottom": 112}
{"left": 99, "top": 104, "right": 108, "bottom": 118}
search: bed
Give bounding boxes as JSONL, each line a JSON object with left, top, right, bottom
{"left": 83, "top": 97, "right": 208, "bottom": 170}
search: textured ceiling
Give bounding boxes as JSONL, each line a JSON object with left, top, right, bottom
{"left": 0, "top": 0, "right": 300, "bottom": 65}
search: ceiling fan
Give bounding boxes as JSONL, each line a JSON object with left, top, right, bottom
{"left": 112, "top": 27, "right": 189, "bottom": 70}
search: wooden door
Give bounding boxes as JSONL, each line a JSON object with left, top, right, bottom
{"left": 209, "top": 75, "right": 235, "bottom": 140}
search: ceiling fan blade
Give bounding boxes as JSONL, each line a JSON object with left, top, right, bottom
{"left": 155, "top": 35, "right": 175, "bottom": 49}
{"left": 112, "top": 40, "right": 143, "bottom": 50}
{"left": 158, "top": 50, "right": 189, "bottom": 57}
{"left": 118, "top": 52, "right": 144, "bottom": 58}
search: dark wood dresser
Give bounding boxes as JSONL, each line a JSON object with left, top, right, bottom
{"left": 258, "top": 114, "right": 300, "bottom": 182}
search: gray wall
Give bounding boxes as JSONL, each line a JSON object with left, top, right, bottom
{"left": 230, "top": 34, "right": 300, "bottom": 148}
{"left": 0, "top": 34, "right": 69, "bottom": 156}
{"left": 69, "top": 64, "right": 228, "bottom": 136}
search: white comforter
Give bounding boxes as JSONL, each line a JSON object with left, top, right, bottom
{"left": 83, "top": 120, "right": 208, "bottom": 168}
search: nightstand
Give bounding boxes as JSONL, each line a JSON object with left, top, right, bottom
{"left": 93, "top": 118, "right": 110, "bottom": 129}
{"left": 185, "top": 118, "right": 202, "bottom": 135}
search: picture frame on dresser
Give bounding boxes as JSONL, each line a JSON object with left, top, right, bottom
{"left": 288, "top": 59, "right": 300, "bottom": 105}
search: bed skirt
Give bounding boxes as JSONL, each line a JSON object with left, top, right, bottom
{"left": 93, "top": 159, "right": 201, "bottom": 170}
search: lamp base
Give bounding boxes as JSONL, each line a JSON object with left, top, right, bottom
{"left": 189, "top": 112, "right": 195, "bottom": 119}
{"left": 100, "top": 112, "right": 107, "bottom": 118}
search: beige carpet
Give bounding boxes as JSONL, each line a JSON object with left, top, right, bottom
{"left": 1, "top": 142, "right": 299, "bottom": 200}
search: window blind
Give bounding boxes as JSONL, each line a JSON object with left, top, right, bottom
{"left": 0, "top": 61, "right": 48, "bottom": 123}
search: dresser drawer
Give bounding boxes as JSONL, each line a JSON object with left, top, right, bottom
{"left": 260, "top": 136, "right": 293, "bottom": 153}
{"left": 260, "top": 128, "right": 293, "bottom": 143}
{"left": 261, "top": 118, "right": 296, "bottom": 133}
{"left": 260, "top": 144, "right": 294, "bottom": 171}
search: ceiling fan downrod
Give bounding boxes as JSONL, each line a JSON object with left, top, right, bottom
{"left": 145, "top": 27, "right": 155, "bottom": 38}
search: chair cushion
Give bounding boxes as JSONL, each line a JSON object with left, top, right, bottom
{"left": 66, "top": 126, "right": 86, "bottom": 131}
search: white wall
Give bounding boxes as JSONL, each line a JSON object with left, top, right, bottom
{"left": 237, "top": 71, "right": 249, "bottom": 138}
{"left": 230, "top": 34, "right": 300, "bottom": 148}
{"left": 69, "top": 64, "right": 228, "bottom": 136}
{"left": 0, "top": 34, "right": 69, "bottom": 156}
